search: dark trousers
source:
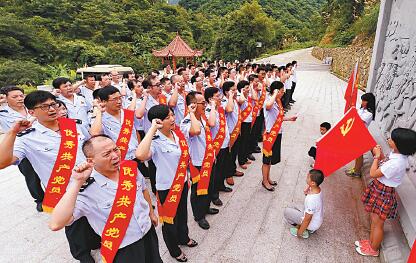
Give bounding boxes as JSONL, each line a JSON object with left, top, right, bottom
{"left": 65, "top": 216, "right": 101, "bottom": 262}
{"left": 158, "top": 184, "right": 190, "bottom": 258}
{"left": 114, "top": 226, "right": 162, "bottom": 263}
{"left": 308, "top": 146, "right": 316, "bottom": 160}
{"left": 249, "top": 110, "right": 264, "bottom": 152}
{"left": 229, "top": 135, "right": 241, "bottom": 175}
{"left": 238, "top": 122, "right": 251, "bottom": 165}
{"left": 283, "top": 90, "right": 292, "bottom": 109}
{"left": 17, "top": 158, "right": 44, "bottom": 204}
{"left": 290, "top": 82, "right": 297, "bottom": 101}
{"left": 190, "top": 166, "right": 211, "bottom": 221}
{"left": 214, "top": 147, "right": 231, "bottom": 192}
{"left": 148, "top": 160, "right": 157, "bottom": 194}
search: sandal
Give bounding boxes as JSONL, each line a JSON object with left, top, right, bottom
{"left": 187, "top": 239, "right": 198, "bottom": 247}
{"left": 262, "top": 182, "right": 275, "bottom": 192}
{"left": 269, "top": 181, "right": 277, "bottom": 186}
{"left": 175, "top": 252, "right": 188, "bottom": 262}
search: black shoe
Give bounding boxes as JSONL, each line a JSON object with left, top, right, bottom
{"left": 207, "top": 207, "right": 219, "bottom": 214}
{"left": 79, "top": 254, "right": 95, "bottom": 263}
{"left": 175, "top": 253, "right": 188, "bottom": 262}
{"left": 248, "top": 154, "right": 256, "bottom": 161}
{"left": 261, "top": 182, "right": 275, "bottom": 192}
{"left": 255, "top": 146, "right": 261, "bottom": 151}
{"left": 212, "top": 198, "right": 223, "bottom": 206}
{"left": 197, "top": 218, "right": 210, "bottom": 229}
{"left": 290, "top": 100, "right": 296, "bottom": 103}
{"left": 36, "top": 202, "right": 43, "bottom": 212}
{"left": 219, "top": 186, "right": 233, "bottom": 193}
{"left": 253, "top": 148, "right": 261, "bottom": 154}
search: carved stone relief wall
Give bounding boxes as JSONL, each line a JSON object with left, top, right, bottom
{"left": 373, "top": 0, "right": 416, "bottom": 179}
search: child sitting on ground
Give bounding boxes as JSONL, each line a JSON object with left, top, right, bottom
{"left": 308, "top": 122, "right": 331, "bottom": 160}
{"left": 284, "top": 169, "right": 325, "bottom": 239}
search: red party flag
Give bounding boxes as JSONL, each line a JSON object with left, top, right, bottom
{"left": 344, "top": 62, "right": 359, "bottom": 113}
{"left": 314, "top": 107, "right": 377, "bottom": 177}
{"left": 408, "top": 240, "right": 416, "bottom": 263}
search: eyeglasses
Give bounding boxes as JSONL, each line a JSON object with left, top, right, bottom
{"left": 107, "top": 95, "right": 124, "bottom": 102}
{"left": 196, "top": 101, "right": 207, "bottom": 105}
{"left": 34, "top": 102, "right": 59, "bottom": 111}
{"left": 152, "top": 83, "right": 161, "bottom": 87}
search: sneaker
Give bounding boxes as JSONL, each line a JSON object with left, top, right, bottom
{"left": 355, "top": 243, "right": 379, "bottom": 257}
{"left": 354, "top": 240, "right": 370, "bottom": 248}
{"left": 345, "top": 168, "right": 361, "bottom": 178}
{"left": 289, "top": 227, "right": 309, "bottom": 239}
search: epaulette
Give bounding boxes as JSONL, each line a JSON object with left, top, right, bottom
{"left": 0, "top": 109, "right": 8, "bottom": 113}
{"left": 16, "top": 128, "right": 35, "bottom": 137}
{"left": 87, "top": 109, "right": 94, "bottom": 113}
{"left": 128, "top": 97, "right": 133, "bottom": 101}
{"left": 76, "top": 93, "right": 85, "bottom": 98}
{"left": 79, "top": 177, "right": 95, "bottom": 192}
{"left": 221, "top": 99, "right": 227, "bottom": 102}
{"left": 152, "top": 135, "right": 160, "bottom": 140}
{"left": 75, "top": 119, "right": 82, "bottom": 125}
{"left": 206, "top": 108, "right": 211, "bottom": 112}
{"left": 182, "top": 119, "right": 191, "bottom": 124}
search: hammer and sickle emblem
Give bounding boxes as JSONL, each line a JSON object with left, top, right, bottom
{"left": 340, "top": 118, "right": 355, "bottom": 136}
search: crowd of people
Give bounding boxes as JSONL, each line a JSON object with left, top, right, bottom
{"left": 0, "top": 59, "right": 415, "bottom": 262}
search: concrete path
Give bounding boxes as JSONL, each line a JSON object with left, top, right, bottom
{"left": 0, "top": 48, "right": 379, "bottom": 263}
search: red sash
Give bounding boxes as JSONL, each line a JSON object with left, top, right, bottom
{"left": 195, "top": 120, "right": 215, "bottom": 195}
{"left": 262, "top": 100, "right": 284, "bottom": 157}
{"left": 101, "top": 161, "right": 138, "bottom": 263}
{"left": 116, "top": 109, "right": 134, "bottom": 160}
{"left": 156, "top": 129, "right": 189, "bottom": 224}
{"left": 42, "top": 118, "right": 78, "bottom": 213}
{"left": 159, "top": 94, "right": 167, "bottom": 105}
{"left": 212, "top": 107, "right": 227, "bottom": 156}
{"left": 241, "top": 97, "right": 253, "bottom": 122}
{"left": 251, "top": 86, "right": 267, "bottom": 127}
{"left": 229, "top": 101, "right": 242, "bottom": 149}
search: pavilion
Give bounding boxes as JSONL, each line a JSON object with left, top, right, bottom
{"left": 152, "top": 33, "right": 203, "bottom": 71}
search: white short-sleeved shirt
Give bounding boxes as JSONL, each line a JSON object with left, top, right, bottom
{"left": 357, "top": 108, "right": 373, "bottom": 127}
{"left": 172, "top": 93, "right": 186, "bottom": 126}
{"left": 0, "top": 105, "right": 32, "bottom": 132}
{"left": 221, "top": 98, "right": 239, "bottom": 133}
{"left": 73, "top": 169, "right": 151, "bottom": 249}
{"left": 184, "top": 82, "right": 194, "bottom": 93}
{"left": 180, "top": 115, "right": 206, "bottom": 167}
{"left": 144, "top": 96, "right": 159, "bottom": 133}
{"left": 58, "top": 95, "right": 90, "bottom": 135}
{"left": 303, "top": 191, "right": 324, "bottom": 231}
{"left": 13, "top": 122, "right": 86, "bottom": 185}
{"left": 134, "top": 98, "right": 145, "bottom": 131}
{"left": 264, "top": 95, "right": 283, "bottom": 134}
{"left": 150, "top": 131, "right": 187, "bottom": 190}
{"left": 205, "top": 105, "right": 230, "bottom": 149}
{"left": 78, "top": 86, "right": 95, "bottom": 108}
{"left": 101, "top": 111, "right": 139, "bottom": 160}
{"left": 378, "top": 152, "right": 409, "bottom": 187}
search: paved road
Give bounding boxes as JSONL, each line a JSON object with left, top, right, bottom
{"left": 0, "top": 48, "right": 379, "bottom": 263}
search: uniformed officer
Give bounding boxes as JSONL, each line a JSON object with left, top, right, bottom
{"left": 204, "top": 87, "right": 231, "bottom": 208}
{"left": 77, "top": 74, "right": 98, "bottom": 108}
{"left": 0, "top": 90, "right": 100, "bottom": 263}
{"left": 90, "top": 86, "right": 139, "bottom": 161}
{"left": 136, "top": 105, "right": 198, "bottom": 262}
{"left": 180, "top": 91, "right": 218, "bottom": 230}
{"left": 53, "top": 77, "right": 91, "bottom": 139}
{"left": 49, "top": 135, "right": 162, "bottom": 263}
{"left": 169, "top": 74, "right": 187, "bottom": 126}
{"left": 221, "top": 81, "right": 244, "bottom": 186}
{"left": 247, "top": 73, "right": 262, "bottom": 158}
{"left": 0, "top": 86, "right": 44, "bottom": 211}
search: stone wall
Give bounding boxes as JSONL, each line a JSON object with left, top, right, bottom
{"left": 312, "top": 46, "right": 373, "bottom": 89}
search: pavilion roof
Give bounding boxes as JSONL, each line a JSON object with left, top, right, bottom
{"left": 152, "top": 33, "right": 203, "bottom": 58}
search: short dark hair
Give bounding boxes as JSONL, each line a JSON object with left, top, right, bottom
{"left": 0, "top": 85, "right": 24, "bottom": 96}
{"left": 160, "top": 77, "right": 170, "bottom": 85}
{"left": 309, "top": 169, "right": 324, "bottom": 185}
{"left": 237, "top": 80, "right": 249, "bottom": 92}
{"left": 98, "top": 86, "right": 120, "bottom": 101}
{"left": 52, "top": 77, "right": 71, "bottom": 90}
{"left": 84, "top": 74, "right": 95, "bottom": 80}
{"left": 142, "top": 79, "right": 151, "bottom": 89}
{"left": 56, "top": 100, "right": 67, "bottom": 109}
{"left": 92, "top": 88, "right": 101, "bottom": 100}
{"left": 269, "top": 81, "right": 284, "bottom": 95}
{"left": 127, "top": 80, "right": 137, "bottom": 91}
{"left": 256, "top": 66, "right": 266, "bottom": 74}
{"left": 320, "top": 122, "right": 331, "bottom": 131}
{"left": 361, "top": 93, "right": 376, "bottom": 120}
{"left": 24, "top": 90, "right": 56, "bottom": 110}
{"left": 82, "top": 134, "right": 113, "bottom": 158}
{"left": 248, "top": 74, "right": 258, "bottom": 82}
{"left": 391, "top": 128, "right": 416, "bottom": 156}
{"left": 205, "top": 69, "right": 214, "bottom": 78}
{"left": 177, "top": 68, "right": 186, "bottom": 76}
{"left": 292, "top": 61, "right": 297, "bottom": 66}
{"left": 204, "top": 87, "right": 219, "bottom": 102}
{"left": 222, "top": 81, "right": 235, "bottom": 95}
{"left": 148, "top": 104, "right": 171, "bottom": 122}
{"left": 186, "top": 91, "right": 202, "bottom": 106}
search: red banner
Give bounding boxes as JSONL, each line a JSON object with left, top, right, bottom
{"left": 101, "top": 160, "right": 138, "bottom": 263}
{"left": 344, "top": 62, "right": 359, "bottom": 113}
{"left": 212, "top": 107, "right": 226, "bottom": 156}
{"left": 251, "top": 85, "right": 267, "bottom": 127}
{"left": 159, "top": 94, "right": 167, "bottom": 105}
{"left": 240, "top": 97, "right": 252, "bottom": 122}
{"left": 42, "top": 118, "right": 78, "bottom": 213}
{"left": 262, "top": 99, "right": 284, "bottom": 157}
{"left": 229, "top": 101, "right": 242, "bottom": 149}
{"left": 408, "top": 240, "right": 416, "bottom": 263}
{"left": 195, "top": 122, "right": 215, "bottom": 195}
{"left": 116, "top": 109, "right": 134, "bottom": 160}
{"left": 314, "top": 107, "right": 376, "bottom": 177}
{"left": 157, "top": 129, "right": 189, "bottom": 224}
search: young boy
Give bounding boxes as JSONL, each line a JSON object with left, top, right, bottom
{"left": 284, "top": 169, "right": 325, "bottom": 239}
{"left": 308, "top": 122, "right": 331, "bottom": 160}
